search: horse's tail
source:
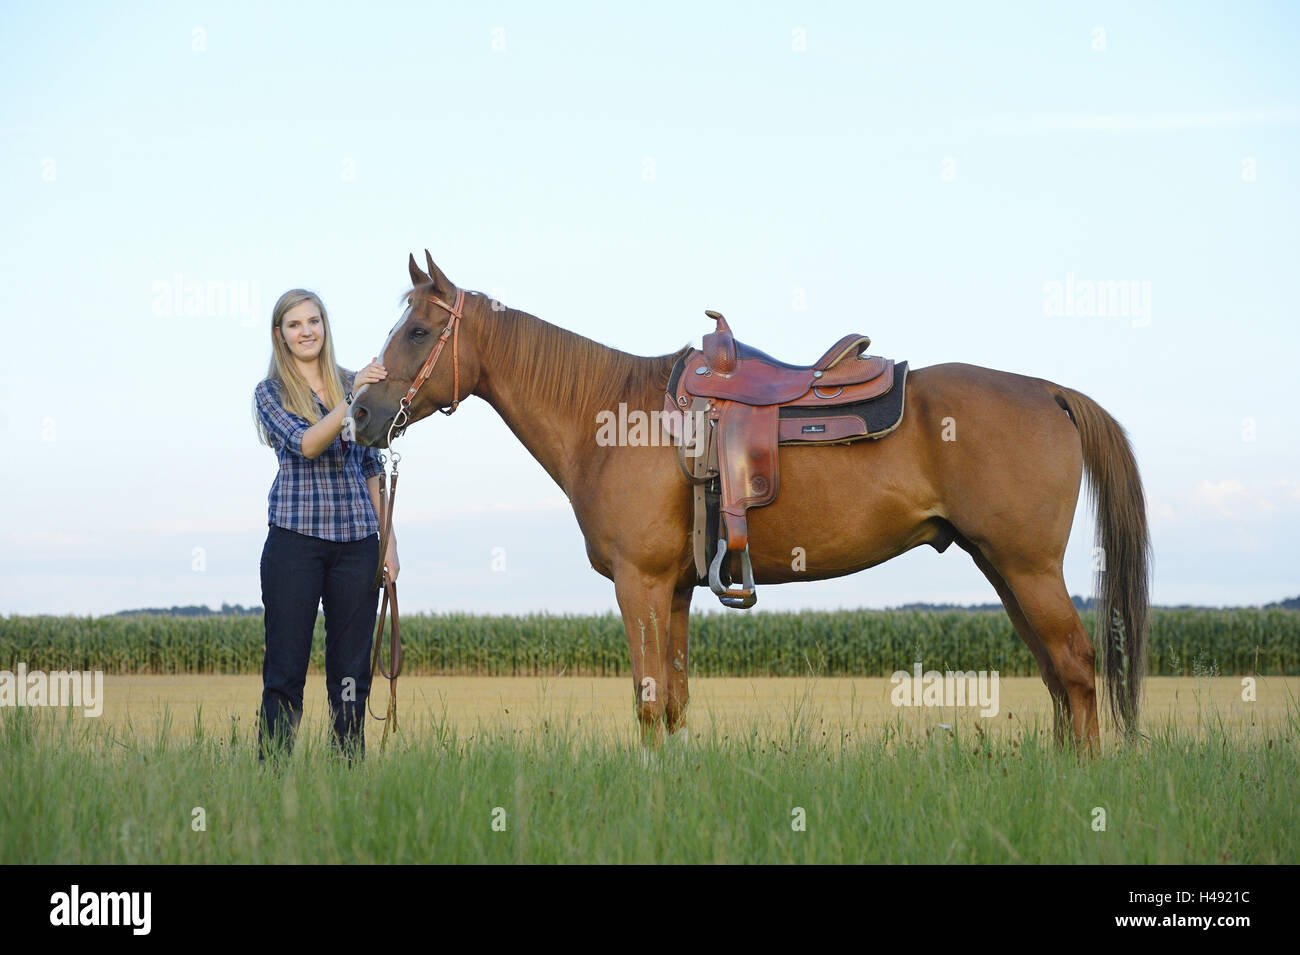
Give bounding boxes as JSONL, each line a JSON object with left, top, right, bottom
{"left": 1052, "top": 386, "right": 1151, "bottom": 739}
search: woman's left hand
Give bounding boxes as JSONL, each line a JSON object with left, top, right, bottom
{"left": 353, "top": 357, "right": 388, "bottom": 392}
{"left": 384, "top": 543, "right": 400, "bottom": 583}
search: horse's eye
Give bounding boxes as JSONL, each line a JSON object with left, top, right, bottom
{"left": 410, "top": 327, "right": 427, "bottom": 340}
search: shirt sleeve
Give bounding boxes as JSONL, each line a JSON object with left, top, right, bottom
{"left": 255, "top": 379, "right": 310, "bottom": 458}
{"left": 361, "top": 445, "right": 384, "bottom": 479}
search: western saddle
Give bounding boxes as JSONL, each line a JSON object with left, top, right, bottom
{"left": 665, "top": 311, "right": 908, "bottom": 608}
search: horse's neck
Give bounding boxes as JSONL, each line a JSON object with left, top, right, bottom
{"left": 471, "top": 307, "right": 653, "bottom": 497}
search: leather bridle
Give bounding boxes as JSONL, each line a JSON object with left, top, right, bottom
{"left": 387, "top": 287, "right": 465, "bottom": 441}
{"left": 367, "top": 287, "right": 466, "bottom": 749}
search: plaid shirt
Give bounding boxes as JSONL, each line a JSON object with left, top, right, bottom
{"left": 254, "top": 377, "right": 384, "bottom": 542}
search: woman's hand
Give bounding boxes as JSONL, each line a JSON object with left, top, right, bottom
{"left": 352, "top": 356, "right": 388, "bottom": 393}
{"left": 384, "top": 541, "right": 400, "bottom": 583}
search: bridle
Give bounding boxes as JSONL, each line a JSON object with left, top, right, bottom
{"left": 386, "top": 287, "right": 465, "bottom": 443}
{"left": 367, "top": 287, "right": 466, "bottom": 749}
{"left": 373, "top": 287, "right": 466, "bottom": 583}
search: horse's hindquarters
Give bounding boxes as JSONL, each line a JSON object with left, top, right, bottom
{"left": 731, "top": 363, "right": 1087, "bottom": 586}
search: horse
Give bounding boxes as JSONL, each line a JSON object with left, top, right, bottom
{"left": 349, "top": 251, "right": 1151, "bottom": 754}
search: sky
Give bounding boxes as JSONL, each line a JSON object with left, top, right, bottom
{"left": 1, "top": 1, "right": 1298, "bottom": 617}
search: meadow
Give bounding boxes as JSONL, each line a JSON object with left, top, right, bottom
{"left": 3, "top": 608, "right": 1296, "bottom": 864}
{"left": 2, "top": 673, "right": 1296, "bottom": 864}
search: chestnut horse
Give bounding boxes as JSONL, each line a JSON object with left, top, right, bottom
{"left": 350, "top": 252, "right": 1150, "bottom": 753}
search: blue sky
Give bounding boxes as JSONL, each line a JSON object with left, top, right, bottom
{"left": 2, "top": 1, "right": 1298, "bottom": 615}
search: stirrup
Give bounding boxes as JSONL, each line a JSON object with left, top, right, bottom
{"left": 709, "top": 539, "right": 756, "bottom": 609}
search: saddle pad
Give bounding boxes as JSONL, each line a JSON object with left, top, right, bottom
{"left": 777, "top": 361, "right": 908, "bottom": 444}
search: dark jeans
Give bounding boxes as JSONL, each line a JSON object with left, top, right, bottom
{"left": 258, "top": 524, "right": 380, "bottom": 763}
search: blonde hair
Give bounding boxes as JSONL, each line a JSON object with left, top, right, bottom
{"left": 253, "top": 288, "right": 355, "bottom": 446}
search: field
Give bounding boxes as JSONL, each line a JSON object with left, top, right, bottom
{"left": 4, "top": 608, "right": 1297, "bottom": 863}
{"left": 4, "top": 607, "right": 1298, "bottom": 677}
{"left": 3, "top": 673, "right": 1297, "bottom": 864}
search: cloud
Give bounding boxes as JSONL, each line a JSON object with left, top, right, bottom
{"left": 962, "top": 107, "right": 1300, "bottom": 135}
{"left": 1190, "top": 479, "right": 1247, "bottom": 518}
{"left": 1152, "top": 478, "right": 1300, "bottom": 524}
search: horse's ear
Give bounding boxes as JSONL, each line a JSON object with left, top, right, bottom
{"left": 409, "top": 252, "right": 431, "bottom": 288}
{"left": 424, "top": 250, "right": 455, "bottom": 295}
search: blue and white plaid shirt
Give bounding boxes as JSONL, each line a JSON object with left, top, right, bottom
{"left": 254, "top": 377, "right": 384, "bottom": 542}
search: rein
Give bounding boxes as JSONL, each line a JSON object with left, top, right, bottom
{"left": 367, "top": 288, "right": 465, "bottom": 749}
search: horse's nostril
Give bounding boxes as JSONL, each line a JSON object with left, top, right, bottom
{"left": 354, "top": 406, "right": 368, "bottom": 422}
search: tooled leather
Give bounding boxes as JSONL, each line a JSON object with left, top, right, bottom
{"left": 669, "top": 322, "right": 902, "bottom": 565}
{"left": 702, "top": 313, "right": 737, "bottom": 374}
{"left": 684, "top": 352, "right": 890, "bottom": 404}
{"left": 814, "top": 355, "right": 889, "bottom": 389}
{"left": 716, "top": 403, "right": 778, "bottom": 552}
{"left": 812, "top": 334, "right": 871, "bottom": 370}
{"left": 781, "top": 360, "right": 894, "bottom": 405}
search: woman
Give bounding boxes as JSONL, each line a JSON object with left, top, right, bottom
{"left": 251, "top": 288, "right": 398, "bottom": 762}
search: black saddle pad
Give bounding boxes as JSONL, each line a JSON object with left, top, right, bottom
{"left": 777, "top": 361, "right": 908, "bottom": 440}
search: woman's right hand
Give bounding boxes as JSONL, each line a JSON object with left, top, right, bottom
{"left": 352, "top": 356, "right": 388, "bottom": 392}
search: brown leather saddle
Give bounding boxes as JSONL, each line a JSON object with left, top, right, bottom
{"left": 665, "top": 311, "right": 908, "bottom": 608}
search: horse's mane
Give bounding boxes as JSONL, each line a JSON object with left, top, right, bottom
{"left": 407, "top": 283, "right": 691, "bottom": 423}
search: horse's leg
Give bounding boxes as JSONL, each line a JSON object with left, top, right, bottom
{"left": 613, "top": 564, "right": 675, "bottom": 747}
{"left": 664, "top": 586, "right": 693, "bottom": 737}
{"left": 921, "top": 368, "right": 1098, "bottom": 750}
{"left": 997, "top": 567, "right": 1100, "bottom": 753}
{"left": 955, "top": 535, "right": 1071, "bottom": 744}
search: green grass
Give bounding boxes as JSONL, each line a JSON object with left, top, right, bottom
{"left": 3, "top": 696, "right": 1296, "bottom": 864}
{"left": 3, "top": 606, "right": 1297, "bottom": 676}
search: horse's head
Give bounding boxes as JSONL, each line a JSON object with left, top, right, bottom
{"left": 350, "top": 251, "right": 486, "bottom": 448}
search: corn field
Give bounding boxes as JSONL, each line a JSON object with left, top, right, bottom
{"left": 1, "top": 608, "right": 1295, "bottom": 677}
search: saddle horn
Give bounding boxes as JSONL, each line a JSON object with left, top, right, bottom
{"left": 702, "top": 309, "right": 736, "bottom": 375}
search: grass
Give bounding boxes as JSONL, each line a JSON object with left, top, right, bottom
{"left": 3, "top": 691, "right": 1296, "bottom": 864}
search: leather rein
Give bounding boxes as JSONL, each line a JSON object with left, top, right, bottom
{"left": 367, "top": 288, "right": 465, "bottom": 747}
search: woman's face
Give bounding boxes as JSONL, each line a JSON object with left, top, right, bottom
{"left": 279, "top": 300, "right": 324, "bottom": 363}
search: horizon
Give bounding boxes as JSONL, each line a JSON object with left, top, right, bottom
{"left": 17, "top": 590, "right": 1298, "bottom": 620}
